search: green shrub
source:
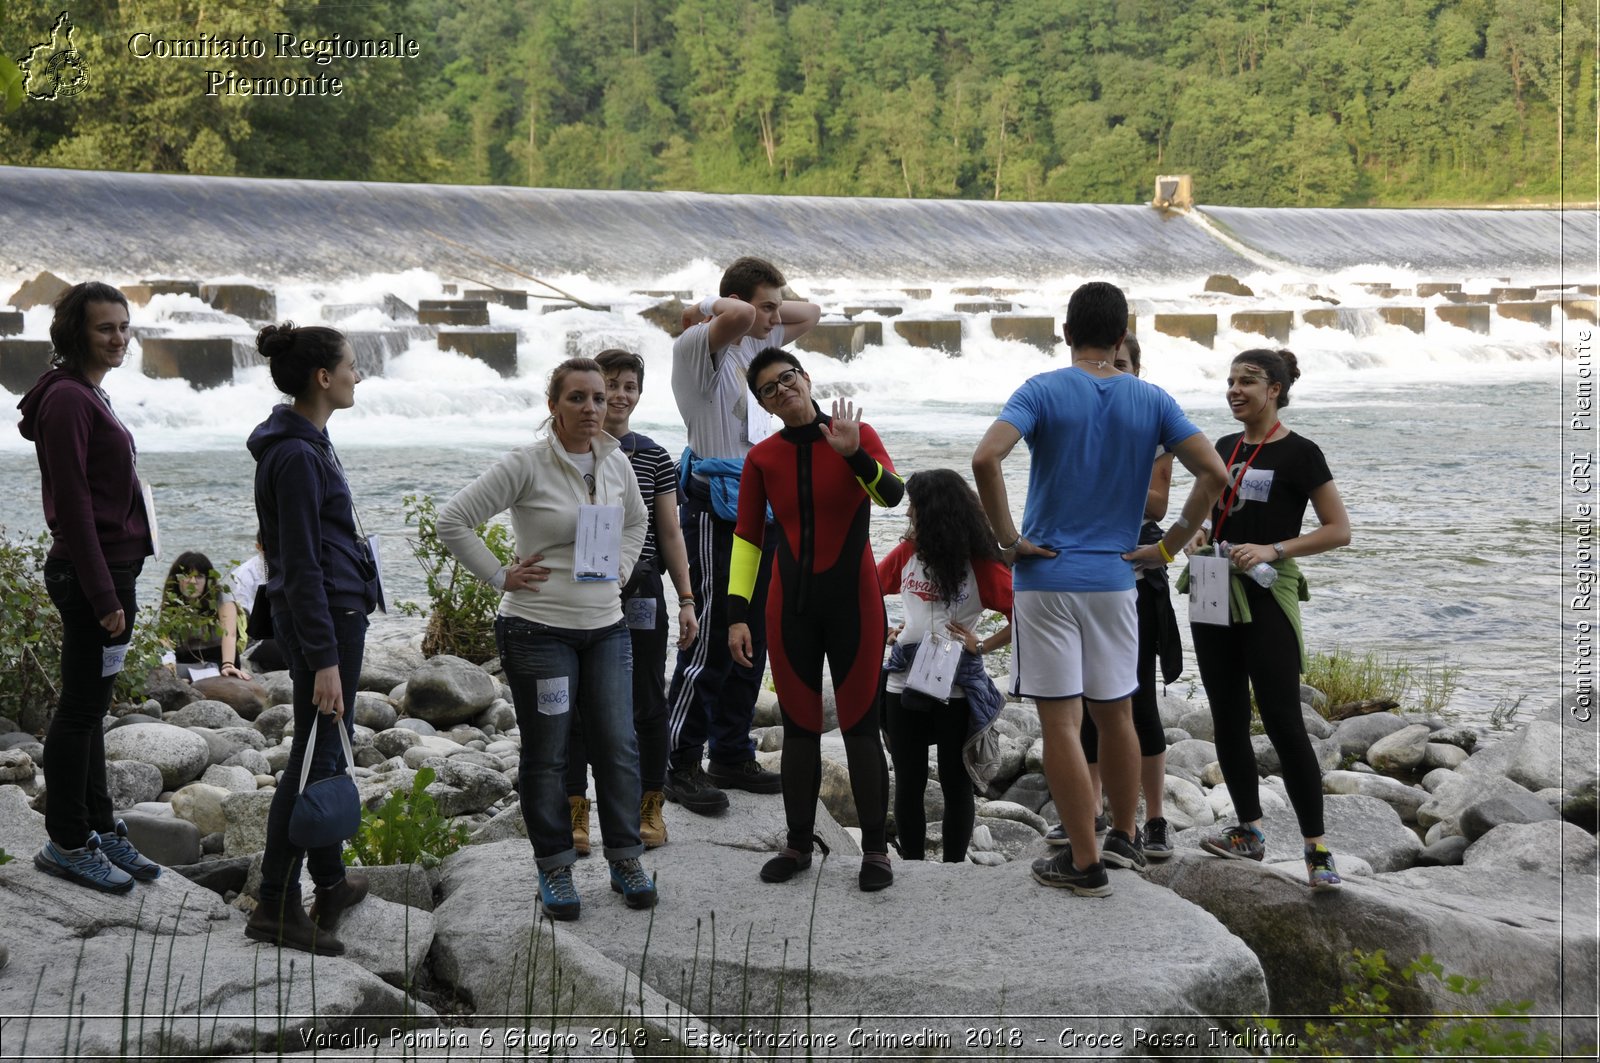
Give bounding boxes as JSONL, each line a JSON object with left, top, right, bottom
{"left": 112, "top": 565, "right": 233, "bottom": 706}
{"left": 345, "top": 765, "right": 471, "bottom": 869}
{"left": 1304, "top": 646, "right": 1459, "bottom": 716}
{"left": 1260, "top": 948, "right": 1564, "bottom": 1060}
{"left": 0, "top": 528, "right": 62, "bottom": 729}
{"left": 398, "top": 493, "right": 513, "bottom": 663}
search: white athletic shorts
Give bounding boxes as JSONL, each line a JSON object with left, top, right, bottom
{"left": 1010, "top": 588, "right": 1138, "bottom": 703}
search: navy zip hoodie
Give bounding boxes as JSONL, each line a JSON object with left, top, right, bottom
{"left": 247, "top": 404, "right": 376, "bottom": 671}
{"left": 16, "top": 368, "right": 152, "bottom": 616}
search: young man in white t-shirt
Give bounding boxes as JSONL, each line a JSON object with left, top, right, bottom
{"left": 664, "top": 256, "right": 821, "bottom": 814}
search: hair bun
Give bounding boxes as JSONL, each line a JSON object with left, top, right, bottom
{"left": 255, "top": 321, "right": 297, "bottom": 359}
{"left": 1277, "top": 349, "right": 1301, "bottom": 382}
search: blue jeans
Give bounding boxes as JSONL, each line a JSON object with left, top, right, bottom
{"left": 41, "top": 557, "right": 141, "bottom": 848}
{"left": 496, "top": 616, "right": 642, "bottom": 868}
{"left": 259, "top": 606, "right": 367, "bottom": 904}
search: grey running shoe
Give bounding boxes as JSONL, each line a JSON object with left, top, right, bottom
{"left": 35, "top": 835, "right": 134, "bottom": 894}
{"left": 1101, "top": 828, "right": 1147, "bottom": 871}
{"left": 1030, "top": 848, "right": 1111, "bottom": 896}
{"left": 1142, "top": 817, "right": 1174, "bottom": 862}
{"left": 1202, "top": 824, "right": 1266, "bottom": 862}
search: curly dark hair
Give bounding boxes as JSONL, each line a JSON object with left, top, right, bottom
{"left": 904, "top": 469, "right": 1001, "bottom": 604}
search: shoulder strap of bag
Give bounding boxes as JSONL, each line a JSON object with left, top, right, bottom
{"left": 298, "top": 713, "right": 357, "bottom": 794}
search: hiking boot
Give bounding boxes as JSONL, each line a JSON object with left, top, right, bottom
{"left": 569, "top": 795, "right": 592, "bottom": 856}
{"left": 538, "top": 865, "right": 581, "bottom": 921}
{"left": 99, "top": 820, "right": 162, "bottom": 881}
{"left": 639, "top": 790, "right": 668, "bottom": 848}
{"left": 663, "top": 765, "right": 729, "bottom": 815}
{"left": 245, "top": 897, "right": 344, "bottom": 956}
{"left": 1101, "top": 828, "right": 1147, "bottom": 871}
{"left": 608, "top": 858, "right": 658, "bottom": 909}
{"left": 1202, "top": 824, "right": 1266, "bottom": 862}
{"left": 858, "top": 852, "right": 893, "bottom": 892}
{"left": 1030, "top": 848, "right": 1111, "bottom": 897}
{"left": 34, "top": 835, "right": 134, "bottom": 894}
{"left": 1305, "top": 844, "right": 1343, "bottom": 891}
{"left": 310, "top": 873, "right": 369, "bottom": 932}
{"left": 1142, "top": 817, "right": 1174, "bottom": 862}
{"left": 760, "top": 834, "right": 829, "bottom": 883}
{"left": 706, "top": 758, "right": 782, "bottom": 794}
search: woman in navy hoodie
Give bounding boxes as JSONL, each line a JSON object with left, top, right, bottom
{"left": 17, "top": 281, "right": 161, "bottom": 893}
{"left": 245, "top": 322, "right": 377, "bottom": 956}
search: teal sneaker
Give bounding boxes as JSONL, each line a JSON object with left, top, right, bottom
{"left": 1202, "top": 824, "right": 1266, "bottom": 862}
{"left": 538, "top": 865, "right": 581, "bottom": 921}
{"left": 35, "top": 834, "right": 134, "bottom": 894}
{"left": 99, "top": 820, "right": 162, "bottom": 881}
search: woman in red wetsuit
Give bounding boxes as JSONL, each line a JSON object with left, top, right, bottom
{"left": 728, "top": 349, "right": 904, "bottom": 891}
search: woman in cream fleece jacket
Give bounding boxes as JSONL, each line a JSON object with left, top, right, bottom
{"left": 438, "top": 357, "right": 654, "bottom": 919}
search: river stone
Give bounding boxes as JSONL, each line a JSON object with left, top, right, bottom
{"left": 427, "top": 759, "right": 514, "bottom": 817}
{"left": 106, "top": 758, "right": 165, "bottom": 808}
{"left": 1419, "top": 766, "right": 1458, "bottom": 792}
{"left": 357, "top": 862, "right": 436, "bottom": 910}
{"left": 402, "top": 655, "right": 499, "bottom": 726}
{"left": 104, "top": 722, "right": 211, "bottom": 789}
{"left": 167, "top": 699, "right": 247, "bottom": 729}
{"left": 1459, "top": 790, "right": 1559, "bottom": 841}
{"left": 1300, "top": 683, "right": 1328, "bottom": 710}
{"left": 1300, "top": 706, "right": 1335, "bottom": 739}
{"left": 119, "top": 809, "right": 202, "bottom": 866}
{"left": 392, "top": 717, "right": 438, "bottom": 737}
{"left": 189, "top": 675, "right": 270, "bottom": 721}
{"left": 1421, "top": 741, "right": 1469, "bottom": 770}
{"left": 1175, "top": 793, "right": 1420, "bottom": 871}
{"left": 474, "top": 698, "right": 517, "bottom": 733}
{"left": 1175, "top": 708, "right": 1215, "bottom": 741}
{"left": 1563, "top": 778, "right": 1599, "bottom": 833}
{"left": 253, "top": 704, "right": 294, "bottom": 743}
{"left": 1416, "top": 834, "right": 1469, "bottom": 866}
{"left": 200, "top": 763, "right": 257, "bottom": 793}
{"left": 353, "top": 690, "right": 398, "bottom": 731}
{"left": 0, "top": 749, "right": 35, "bottom": 783}
{"left": 194, "top": 725, "right": 269, "bottom": 768}
{"left": 1162, "top": 774, "right": 1213, "bottom": 831}
{"left": 221, "top": 747, "right": 271, "bottom": 775}
{"left": 360, "top": 638, "right": 427, "bottom": 693}
{"left": 445, "top": 724, "right": 491, "bottom": 747}
{"left": 264, "top": 741, "right": 291, "bottom": 772}
{"left": 1023, "top": 735, "right": 1044, "bottom": 773}
{"left": 373, "top": 726, "right": 423, "bottom": 758}
{"left": 1366, "top": 724, "right": 1431, "bottom": 775}
{"left": 1164, "top": 727, "right": 1191, "bottom": 745}
{"left": 998, "top": 772, "right": 1051, "bottom": 812}
{"left": 1322, "top": 769, "right": 1429, "bottom": 823}
{"left": 171, "top": 782, "right": 233, "bottom": 836}
{"left": 355, "top": 745, "right": 387, "bottom": 768}
{"left": 977, "top": 799, "right": 1048, "bottom": 834}
{"left": 1165, "top": 738, "right": 1217, "bottom": 776}
{"left": 1156, "top": 693, "right": 1193, "bottom": 729}
{"left": 140, "top": 668, "right": 203, "bottom": 714}
{"left": 997, "top": 700, "right": 1040, "bottom": 738}
{"left": 1508, "top": 719, "right": 1599, "bottom": 792}
{"left": 469, "top": 805, "right": 529, "bottom": 844}
{"left": 1455, "top": 732, "right": 1521, "bottom": 780}
{"left": 1464, "top": 819, "right": 1599, "bottom": 875}
{"left": 0, "top": 732, "right": 44, "bottom": 755}
{"left": 222, "top": 789, "right": 277, "bottom": 855}
{"left": 1333, "top": 711, "right": 1409, "bottom": 758}
{"left": 1415, "top": 772, "right": 1531, "bottom": 834}
{"left": 1428, "top": 726, "right": 1478, "bottom": 752}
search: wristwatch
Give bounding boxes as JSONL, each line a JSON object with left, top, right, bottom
{"left": 1273, "top": 542, "right": 1285, "bottom": 560}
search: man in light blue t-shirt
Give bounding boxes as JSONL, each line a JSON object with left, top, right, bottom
{"left": 973, "top": 281, "right": 1228, "bottom": 897}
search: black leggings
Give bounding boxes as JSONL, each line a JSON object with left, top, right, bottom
{"left": 884, "top": 690, "right": 972, "bottom": 861}
{"left": 780, "top": 700, "right": 888, "bottom": 855}
{"left": 1190, "top": 582, "right": 1324, "bottom": 837}
{"left": 1080, "top": 579, "right": 1169, "bottom": 762}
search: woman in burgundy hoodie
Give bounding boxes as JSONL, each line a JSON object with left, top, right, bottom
{"left": 17, "top": 281, "right": 162, "bottom": 893}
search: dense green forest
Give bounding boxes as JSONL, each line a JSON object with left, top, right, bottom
{"left": 0, "top": 0, "right": 1585, "bottom": 206}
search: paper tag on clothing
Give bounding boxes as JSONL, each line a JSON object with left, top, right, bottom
{"left": 102, "top": 643, "right": 131, "bottom": 677}
{"left": 906, "top": 633, "right": 960, "bottom": 702}
{"left": 536, "top": 676, "right": 570, "bottom": 716}
{"left": 1239, "top": 467, "right": 1274, "bottom": 503}
{"left": 624, "top": 596, "right": 657, "bottom": 630}
{"left": 745, "top": 406, "right": 775, "bottom": 445}
{"left": 139, "top": 477, "right": 161, "bottom": 560}
{"left": 366, "top": 533, "right": 388, "bottom": 613}
{"left": 1189, "top": 552, "right": 1232, "bottom": 626}
{"left": 573, "top": 504, "right": 623, "bottom": 581}
{"left": 188, "top": 665, "right": 221, "bottom": 681}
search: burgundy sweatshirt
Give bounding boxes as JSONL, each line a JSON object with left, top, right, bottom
{"left": 16, "top": 368, "right": 153, "bottom": 616}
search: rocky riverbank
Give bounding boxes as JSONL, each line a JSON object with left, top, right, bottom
{"left": 0, "top": 614, "right": 1592, "bottom": 1058}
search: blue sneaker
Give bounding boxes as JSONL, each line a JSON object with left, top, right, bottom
{"left": 99, "top": 820, "right": 162, "bottom": 881}
{"left": 608, "top": 858, "right": 658, "bottom": 910}
{"left": 35, "top": 834, "right": 135, "bottom": 894}
{"left": 538, "top": 865, "right": 580, "bottom": 921}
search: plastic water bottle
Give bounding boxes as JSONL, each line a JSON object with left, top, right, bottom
{"left": 1219, "top": 542, "right": 1278, "bottom": 588}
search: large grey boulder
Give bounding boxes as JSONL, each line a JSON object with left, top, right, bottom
{"left": 1508, "top": 719, "right": 1599, "bottom": 792}
{"left": 170, "top": 782, "right": 233, "bottom": 836}
{"left": 1322, "top": 769, "right": 1429, "bottom": 823}
{"left": 372, "top": 726, "right": 422, "bottom": 758}
{"left": 354, "top": 691, "right": 398, "bottom": 731}
{"left": 188, "top": 674, "right": 270, "bottom": 721}
{"left": 1333, "top": 712, "right": 1410, "bottom": 759}
{"left": 200, "top": 763, "right": 258, "bottom": 793}
{"left": 360, "top": 638, "right": 427, "bottom": 693}
{"left": 1174, "top": 794, "right": 1420, "bottom": 872}
{"left": 427, "top": 759, "right": 514, "bottom": 817}
{"left": 0, "top": 749, "right": 35, "bottom": 783}
{"left": 432, "top": 792, "right": 1266, "bottom": 1054}
{"left": 402, "top": 656, "right": 499, "bottom": 726}
{"left": 167, "top": 699, "right": 247, "bottom": 730}
{"left": 195, "top": 725, "right": 269, "bottom": 766}
{"left": 1175, "top": 708, "right": 1215, "bottom": 741}
{"left": 106, "top": 758, "right": 165, "bottom": 808}
{"left": 221, "top": 747, "right": 271, "bottom": 776}
{"left": 104, "top": 723, "right": 211, "bottom": 789}
{"left": 1162, "top": 775, "right": 1214, "bottom": 831}
{"left": 1415, "top": 772, "right": 1533, "bottom": 835}
{"left": 253, "top": 704, "right": 294, "bottom": 744}
{"left": 1166, "top": 738, "right": 1218, "bottom": 777}
{"left": 1464, "top": 820, "right": 1599, "bottom": 875}
{"left": 1459, "top": 790, "right": 1559, "bottom": 841}
{"left": 1366, "top": 723, "right": 1431, "bottom": 775}
{"left": 0, "top": 787, "right": 425, "bottom": 1055}
{"left": 1563, "top": 778, "right": 1599, "bottom": 833}
{"left": 222, "top": 789, "right": 277, "bottom": 855}
{"left": 1421, "top": 741, "right": 1469, "bottom": 770}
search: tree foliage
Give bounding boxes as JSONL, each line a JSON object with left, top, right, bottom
{"left": 0, "top": 0, "right": 1582, "bottom": 205}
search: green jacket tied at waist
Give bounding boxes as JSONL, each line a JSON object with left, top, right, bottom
{"left": 1176, "top": 555, "right": 1310, "bottom": 671}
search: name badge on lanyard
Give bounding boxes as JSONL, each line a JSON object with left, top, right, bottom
{"left": 574, "top": 504, "right": 624, "bottom": 581}
{"left": 1189, "top": 546, "right": 1231, "bottom": 626}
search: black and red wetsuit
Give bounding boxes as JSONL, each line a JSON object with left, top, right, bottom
{"left": 728, "top": 406, "right": 903, "bottom": 853}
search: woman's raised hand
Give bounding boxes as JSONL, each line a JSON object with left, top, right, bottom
{"left": 820, "top": 399, "right": 862, "bottom": 455}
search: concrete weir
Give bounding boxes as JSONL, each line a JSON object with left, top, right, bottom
{"left": 1497, "top": 301, "right": 1554, "bottom": 327}
{"left": 1434, "top": 304, "right": 1492, "bottom": 334}
{"left": 989, "top": 314, "right": 1059, "bottom": 352}
{"left": 0, "top": 311, "right": 22, "bottom": 336}
{"left": 125, "top": 279, "right": 202, "bottom": 305}
{"left": 1154, "top": 313, "right": 1217, "bottom": 348}
{"left": 418, "top": 300, "right": 491, "bottom": 327}
{"left": 141, "top": 337, "right": 238, "bottom": 390}
{"left": 0, "top": 338, "right": 52, "bottom": 394}
{"left": 1378, "top": 307, "right": 1425, "bottom": 333}
{"left": 463, "top": 288, "right": 529, "bottom": 310}
{"left": 796, "top": 321, "right": 868, "bottom": 362}
{"left": 894, "top": 318, "right": 963, "bottom": 355}
{"left": 438, "top": 329, "right": 519, "bottom": 377}
{"left": 200, "top": 283, "right": 275, "bottom": 322}
{"left": 1229, "top": 310, "right": 1293, "bottom": 343}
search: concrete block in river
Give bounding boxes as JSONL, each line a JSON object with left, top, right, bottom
{"left": 1490, "top": 287, "right": 1537, "bottom": 302}
{"left": 893, "top": 318, "right": 963, "bottom": 355}
{"left": 0, "top": 339, "right": 53, "bottom": 395}
{"left": 1563, "top": 300, "right": 1598, "bottom": 324}
{"left": 989, "top": 314, "right": 1059, "bottom": 352}
{"left": 1353, "top": 281, "right": 1392, "bottom": 292}
{"left": 795, "top": 322, "right": 866, "bottom": 362}
{"left": 7, "top": 271, "right": 70, "bottom": 310}
{"left": 1496, "top": 301, "right": 1554, "bottom": 327}
{"left": 418, "top": 300, "right": 490, "bottom": 326}
{"left": 842, "top": 305, "right": 903, "bottom": 318}
{"left": 344, "top": 330, "right": 411, "bottom": 376}
{"left": 200, "top": 283, "right": 275, "bottom": 322}
{"left": 1378, "top": 307, "right": 1425, "bottom": 333}
{"left": 1127, "top": 312, "right": 1137, "bottom": 334}
{"left": 1153, "top": 313, "right": 1217, "bottom": 348}
{"left": 140, "top": 337, "right": 236, "bottom": 389}
{"left": 1301, "top": 309, "right": 1343, "bottom": 330}
{"left": 899, "top": 288, "right": 933, "bottom": 299}
{"left": 538, "top": 303, "right": 578, "bottom": 314}
{"left": 1204, "top": 274, "right": 1255, "bottom": 297}
{"left": 859, "top": 321, "right": 883, "bottom": 346}
{"left": 951, "top": 286, "right": 1019, "bottom": 296}
{"left": 1230, "top": 310, "right": 1292, "bottom": 343}
{"left": 383, "top": 294, "right": 418, "bottom": 321}
{"left": 1434, "top": 305, "right": 1491, "bottom": 334}
{"left": 438, "top": 329, "right": 518, "bottom": 377}
{"left": 953, "top": 300, "right": 1013, "bottom": 314}
{"left": 321, "top": 303, "right": 381, "bottom": 323}
{"left": 1416, "top": 282, "right": 1462, "bottom": 297}
{"left": 1440, "top": 291, "right": 1495, "bottom": 304}
{"left": 464, "top": 288, "right": 529, "bottom": 309}
{"left": 631, "top": 289, "right": 692, "bottom": 299}
{"left": 0, "top": 311, "right": 22, "bottom": 335}
{"left": 124, "top": 280, "right": 201, "bottom": 305}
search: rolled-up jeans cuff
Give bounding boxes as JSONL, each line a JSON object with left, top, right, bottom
{"left": 535, "top": 849, "right": 579, "bottom": 873}
{"left": 603, "top": 843, "right": 646, "bottom": 863}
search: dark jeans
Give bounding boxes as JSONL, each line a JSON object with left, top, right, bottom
{"left": 497, "top": 616, "right": 642, "bottom": 868}
{"left": 42, "top": 557, "right": 141, "bottom": 848}
{"left": 666, "top": 502, "right": 773, "bottom": 770}
{"left": 258, "top": 605, "right": 367, "bottom": 904}
{"left": 568, "top": 566, "right": 669, "bottom": 795}
{"left": 885, "top": 689, "right": 973, "bottom": 861}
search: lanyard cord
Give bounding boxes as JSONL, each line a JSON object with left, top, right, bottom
{"left": 1212, "top": 421, "right": 1280, "bottom": 544}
